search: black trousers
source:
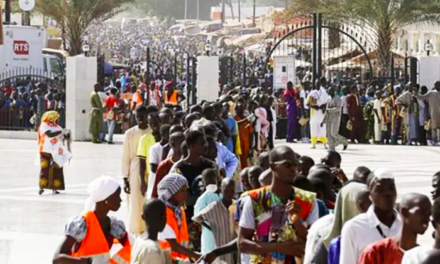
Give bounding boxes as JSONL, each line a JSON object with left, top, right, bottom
{"left": 419, "top": 125, "right": 427, "bottom": 145}
{"left": 267, "top": 124, "right": 274, "bottom": 149}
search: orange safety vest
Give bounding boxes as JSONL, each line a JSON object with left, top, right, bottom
{"left": 71, "top": 211, "right": 132, "bottom": 264}
{"left": 159, "top": 206, "right": 189, "bottom": 260}
{"left": 164, "top": 90, "right": 178, "bottom": 105}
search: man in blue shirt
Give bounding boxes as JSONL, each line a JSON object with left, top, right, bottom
{"left": 222, "top": 102, "right": 237, "bottom": 153}
{"left": 204, "top": 123, "right": 238, "bottom": 179}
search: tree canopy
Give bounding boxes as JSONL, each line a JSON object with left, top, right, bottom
{"left": 37, "top": 0, "right": 133, "bottom": 55}
{"left": 289, "top": 0, "right": 440, "bottom": 75}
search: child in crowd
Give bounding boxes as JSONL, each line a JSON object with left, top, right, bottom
{"left": 131, "top": 199, "right": 171, "bottom": 264}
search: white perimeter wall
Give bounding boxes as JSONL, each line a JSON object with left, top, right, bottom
{"left": 418, "top": 56, "right": 440, "bottom": 88}
{"left": 197, "top": 56, "right": 219, "bottom": 103}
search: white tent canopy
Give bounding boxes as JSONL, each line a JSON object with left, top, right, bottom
{"left": 327, "top": 60, "right": 367, "bottom": 70}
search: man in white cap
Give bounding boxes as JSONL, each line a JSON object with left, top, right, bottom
{"left": 340, "top": 168, "right": 402, "bottom": 264}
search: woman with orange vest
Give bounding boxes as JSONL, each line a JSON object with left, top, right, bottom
{"left": 53, "top": 176, "right": 132, "bottom": 264}
{"left": 157, "top": 173, "right": 201, "bottom": 262}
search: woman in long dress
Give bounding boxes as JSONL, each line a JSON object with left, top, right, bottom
{"left": 284, "top": 82, "right": 298, "bottom": 143}
{"left": 38, "top": 111, "right": 67, "bottom": 195}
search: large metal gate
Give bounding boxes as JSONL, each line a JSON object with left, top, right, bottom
{"left": 143, "top": 47, "right": 198, "bottom": 107}
{"left": 0, "top": 68, "right": 65, "bottom": 131}
{"left": 267, "top": 13, "right": 374, "bottom": 88}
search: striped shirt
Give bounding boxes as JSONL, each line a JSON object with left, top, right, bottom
{"left": 193, "top": 200, "right": 237, "bottom": 264}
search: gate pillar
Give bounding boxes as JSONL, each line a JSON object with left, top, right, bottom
{"left": 66, "top": 56, "right": 97, "bottom": 141}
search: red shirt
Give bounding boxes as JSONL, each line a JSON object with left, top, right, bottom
{"left": 152, "top": 158, "right": 176, "bottom": 198}
{"left": 105, "top": 95, "right": 118, "bottom": 119}
{"left": 358, "top": 237, "right": 403, "bottom": 264}
{"left": 3, "top": 87, "right": 13, "bottom": 97}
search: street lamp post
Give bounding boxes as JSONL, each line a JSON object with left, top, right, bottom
{"left": 184, "top": 0, "right": 187, "bottom": 20}
{"left": 221, "top": 0, "right": 225, "bottom": 24}
{"left": 5, "top": 0, "right": 11, "bottom": 24}
{"left": 205, "top": 41, "right": 212, "bottom": 56}
{"left": 252, "top": 0, "right": 256, "bottom": 27}
{"left": 174, "top": 49, "right": 178, "bottom": 86}
{"left": 238, "top": 0, "right": 241, "bottom": 22}
{"left": 82, "top": 43, "right": 90, "bottom": 57}
{"left": 197, "top": 0, "right": 200, "bottom": 21}
{"left": 424, "top": 40, "right": 434, "bottom": 56}
{"left": 0, "top": 1, "right": 3, "bottom": 45}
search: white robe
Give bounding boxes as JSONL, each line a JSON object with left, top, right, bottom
{"left": 373, "top": 99, "right": 382, "bottom": 141}
{"left": 308, "top": 87, "right": 330, "bottom": 139}
{"left": 271, "top": 107, "right": 277, "bottom": 144}
{"left": 121, "top": 126, "right": 150, "bottom": 234}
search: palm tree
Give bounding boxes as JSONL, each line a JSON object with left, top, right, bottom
{"left": 36, "top": 0, "right": 132, "bottom": 56}
{"left": 289, "top": 0, "right": 440, "bottom": 76}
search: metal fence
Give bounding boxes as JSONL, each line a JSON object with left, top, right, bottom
{"left": 0, "top": 68, "right": 65, "bottom": 131}
{"left": 0, "top": 106, "right": 66, "bottom": 131}
{"left": 0, "top": 68, "right": 64, "bottom": 90}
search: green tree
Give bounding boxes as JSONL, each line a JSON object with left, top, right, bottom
{"left": 290, "top": 0, "right": 440, "bottom": 75}
{"left": 36, "top": 0, "right": 132, "bottom": 56}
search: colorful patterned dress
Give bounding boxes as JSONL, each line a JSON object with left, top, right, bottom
{"left": 247, "top": 186, "right": 316, "bottom": 264}
{"left": 38, "top": 121, "right": 65, "bottom": 191}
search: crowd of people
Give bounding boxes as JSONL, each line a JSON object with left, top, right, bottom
{"left": 8, "top": 14, "right": 440, "bottom": 264}
{"left": 282, "top": 78, "right": 440, "bottom": 148}
{"left": 0, "top": 78, "right": 65, "bottom": 130}
{"left": 35, "top": 62, "right": 440, "bottom": 263}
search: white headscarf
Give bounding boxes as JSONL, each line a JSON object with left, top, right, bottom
{"left": 84, "top": 176, "right": 120, "bottom": 212}
{"left": 373, "top": 168, "right": 394, "bottom": 180}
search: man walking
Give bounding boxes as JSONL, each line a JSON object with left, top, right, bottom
{"left": 89, "top": 83, "right": 104, "bottom": 144}
{"left": 417, "top": 81, "right": 440, "bottom": 146}
{"left": 308, "top": 78, "right": 330, "bottom": 149}
{"left": 347, "top": 86, "right": 363, "bottom": 143}
{"left": 322, "top": 86, "right": 348, "bottom": 151}
{"left": 105, "top": 88, "right": 118, "bottom": 144}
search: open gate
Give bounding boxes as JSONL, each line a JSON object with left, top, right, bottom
{"left": 266, "top": 13, "right": 374, "bottom": 89}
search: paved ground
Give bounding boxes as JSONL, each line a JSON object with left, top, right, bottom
{"left": 0, "top": 137, "right": 439, "bottom": 264}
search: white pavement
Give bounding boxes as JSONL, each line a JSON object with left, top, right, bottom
{"left": 0, "top": 138, "right": 439, "bottom": 264}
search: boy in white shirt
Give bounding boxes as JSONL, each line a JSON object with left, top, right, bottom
{"left": 131, "top": 199, "right": 172, "bottom": 264}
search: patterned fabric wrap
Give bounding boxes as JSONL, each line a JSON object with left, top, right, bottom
{"left": 248, "top": 186, "right": 316, "bottom": 264}
{"left": 158, "top": 173, "right": 188, "bottom": 229}
{"left": 158, "top": 173, "right": 188, "bottom": 202}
